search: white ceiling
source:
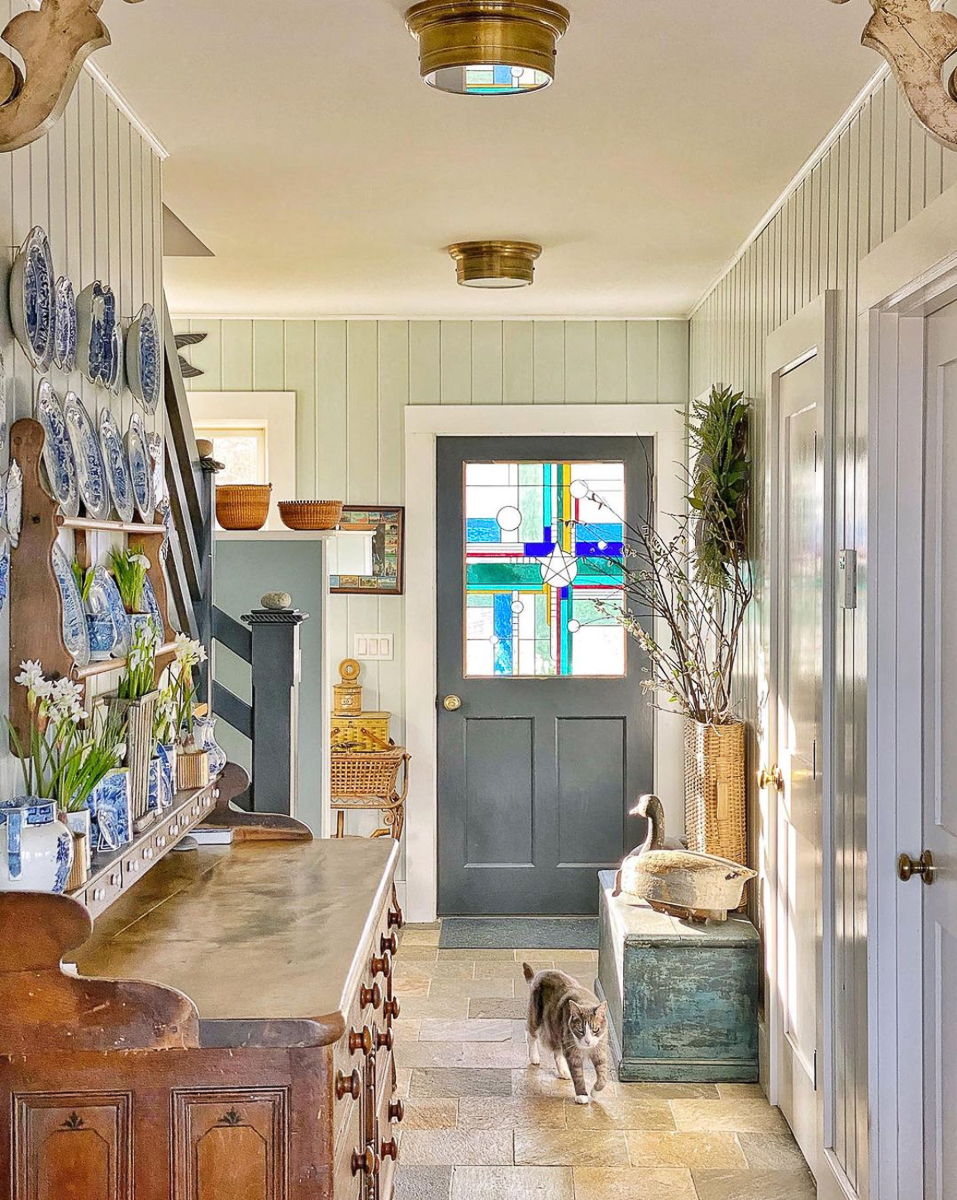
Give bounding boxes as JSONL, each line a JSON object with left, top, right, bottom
{"left": 99, "top": 0, "right": 878, "bottom": 318}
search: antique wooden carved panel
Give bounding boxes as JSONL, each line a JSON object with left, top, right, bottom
{"left": 172, "top": 1089, "right": 288, "bottom": 1200}
{"left": 13, "top": 1093, "right": 132, "bottom": 1200}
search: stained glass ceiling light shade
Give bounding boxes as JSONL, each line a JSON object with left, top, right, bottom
{"left": 404, "top": 1, "right": 571, "bottom": 96}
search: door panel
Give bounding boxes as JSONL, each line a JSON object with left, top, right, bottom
{"left": 464, "top": 718, "right": 533, "bottom": 865}
{"left": 437, "top": 436, "right": 652, "bottom": 915}
{"left": 556, "top": 717, "right": 626, "bottom": 865}
{"left": 922, "top": 303, "right": 957, "bottom": 1200}
{"left": 774, "top": 357, "right": 824, "bottom": 1175}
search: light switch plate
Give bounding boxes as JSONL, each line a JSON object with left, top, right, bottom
{"left": 354, "top": 633, "right": 394, "bottom": 661}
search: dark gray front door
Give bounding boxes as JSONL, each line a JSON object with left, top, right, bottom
{"left": 436, "top": 436, "right": 653, "bottom": 916}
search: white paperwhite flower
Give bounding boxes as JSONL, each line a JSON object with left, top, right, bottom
{"left": 173, "top": 633, "right": 207, "bottom": 667}
{"left": 15, "top": 660, "right": 45, "bottom": 690}
{"left": 114, "top": 743, "right": 127, "bottom": 763}
{"left": 131, "top": 553, "right": 151, "bottom": 569}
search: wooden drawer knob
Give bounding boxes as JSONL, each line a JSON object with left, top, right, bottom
{"left": 388, "top": 904, "right": 404, "bottom": 930}
{"left": 375, "top": 1026, "right": 393, "bottom": 1051}
{"left": 350, "top": 1026, "right": 374, "bottom": 1055}
{"left": 360, "top": 981, "right": 382, "bottom": 1009}
{"left": 382, "top": 996, "right": 400, "bottom": 1021}
{"left": 336, "top": 1069, "right": 361, "bottom": 1101}
{"left": 388, "top": 1099, "right": 404, "bottom": 1124}
{"left": 351, "top": 1148, "right": 378, "bottom": 1177}
{"left": 380, "top": 931, "right": 398, "bottom": 956}
{"left": 370, "top": 951, "right": 392, "bottom": 978}
{"left": 380, "top": 1139, "right": 398, "bottom": 1161}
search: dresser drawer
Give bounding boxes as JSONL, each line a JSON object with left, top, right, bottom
{"left": 84, "top": 863, "right": 126, "bottom": 918}
{"left": 333, "top": 1094, "right": 365, "bottom": 1200}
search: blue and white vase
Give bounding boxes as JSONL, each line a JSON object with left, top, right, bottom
{"left": 147, "top": 755, "right": 165, "bottom": 815}
{"left": 86, "top": 612, "right": 115, "bottom": 661}
{"left": 194, "top": 715, "right": 226, "bottom": 777}
{"left": 0, "top": 799, "right": 73, "bottom": 893}
{"left": 156, "top": 742, "right": 177, "bottom": 808}
{"left": 86, "top": 768, "right": 132, "bottom": 853}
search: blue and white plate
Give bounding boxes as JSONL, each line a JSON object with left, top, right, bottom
{"left": 36, "top": 380, "right": 80, "bottom": 519}
{"left": 147, "top": 430, "right": 165, "bottom": 504}
{"left": 6, "top": 460, "right": 21, "bottom": 547}
{"left": 0, "top": 349, "right": 8, "bottom": 462}
{"left": 98, "top": 408, "right": 135, "bottom": 523}
{"left": 127, "top": 303, "right": 161, "bottom": 413}
{"left": 52, "top": 542, "right": 90, "bottom": 667}
{"left": 107, "top": 322, "right": 125, "bottom": 396}
{"left": 87, "top": 564, "right": 130, "bottom": 658}
{"left": 76, "top": 282, "right": 118, "bottom": 386}
{"left": 63, "top": 392, "right": 111, "bottom": 521}
{"left": 9, "top": 227, "right": 55, "bottom": 372}
{"left": 141, "top": 571, "right": 164, "bottom": 640}
{"left": 53, "top": 277, "right": 77, "bottom": 372}
{"left": 125, "top": 412, "right": 154, "bottom": 523}
{"left": 0, "top": 536, "right": 9, "bottom": 615}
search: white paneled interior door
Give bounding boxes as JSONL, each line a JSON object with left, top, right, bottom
{"left": 921, "top": 301, "right": 957, "bottom": 1200}
{"left": 774, "top": 354, "right": 824, "bottom": 1176}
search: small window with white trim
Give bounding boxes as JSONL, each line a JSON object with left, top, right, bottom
{"left": 194, "top": 422, "right": 267, "bottom": 486}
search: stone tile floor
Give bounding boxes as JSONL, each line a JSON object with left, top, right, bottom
{"left": 393, "top": 924, "right": 815, "bottom": 1200}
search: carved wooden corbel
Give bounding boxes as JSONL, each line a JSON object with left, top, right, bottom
{"left": 0, "top": 0, "right": 144, "bottom": 154}
{"left": 830, "top": 0, "right": 957, "bottom": 151}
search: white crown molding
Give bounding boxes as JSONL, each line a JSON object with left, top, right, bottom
{"left": 170, "top": 313, "right": 689, "bottom": 323}
{"left": 86, "top": 61, "right": 169, "bottom": 160}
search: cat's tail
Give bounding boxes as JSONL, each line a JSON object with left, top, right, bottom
{"left": 522, "top": 962, "right": 535, "bottom": 984}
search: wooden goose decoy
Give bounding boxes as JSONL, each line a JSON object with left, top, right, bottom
{"left": 614, "top": 794, "right": 756, "bottom": 923}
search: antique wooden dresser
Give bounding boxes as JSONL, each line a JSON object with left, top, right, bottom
{"left": 0, "top": 774, "right": 404, "bottom": 1200}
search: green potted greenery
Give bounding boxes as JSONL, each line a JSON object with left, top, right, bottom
{"left": 108, "top": 621, "right": 160, "bottom": 826}
{"left": 597, "top": 385, "right": 753, "bottom": 866}
{"left": 109, "top": 545, "right": 154, "bottom": 638}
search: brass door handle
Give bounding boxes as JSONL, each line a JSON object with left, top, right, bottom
{"left": 898, "top": 850, "right": 935, "bottom": 884}
{"left": 443, "top": 695, "right": 463, "bottom": 712}
{"left": 759, "top": 765, "right": 784, "bottom": 792}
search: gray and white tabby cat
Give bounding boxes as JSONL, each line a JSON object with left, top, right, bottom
{"left": 523, "top": 963, "right": 609, "bottom": 1104}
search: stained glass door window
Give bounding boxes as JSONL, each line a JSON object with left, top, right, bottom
{"left": 464, "top": 460, "right": 626, "bottom": 677}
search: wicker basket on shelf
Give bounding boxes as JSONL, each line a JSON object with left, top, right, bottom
{"left": 278, "top": 500, "right": 343, "bottom": 531}
{"left": 331, "top": 748, "right": 406, "bottom": 799}
{"left": 216, "top": 484, "right": 272, "bottom": 530}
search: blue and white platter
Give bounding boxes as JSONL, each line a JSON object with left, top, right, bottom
{"left": 63, "top": 392, "right": 111, "bottom": 522}
{"left": 107, "top": 322, "right": 125, "bottom": 397}
{"left": 52, "top": 542, "right": 90, "bottom": 667}
{"left": 126, "top": 412, "right": 154, "bottom": 523}
{"left": 0, "top": 349, "right": 7, "bottom": 462}
{"left": 0, "top": 536, "right": 9, "bottom": 616}
{"left": 36, "top": 379, "right": 79, "bottom": 519}
{"left": 6, "top": 460, "right": 21, "bottom": 547}
{"left": 147, "top": 430, "right": 165, "bottom": 504}
{"left": 53, "top": 277, "right": 77, "bottom": 372}
{"left": 127, "top": 303, "right": 161, "bottom": 412}
{"left": 87, "top": 564, "right": 130, "bottom": 658}
{"left": 141, "top": 572, "right": 163, "bottom": 640}
{"left": 76, "top": 281, "right": 120, "bottom": 387}
{"left": 98, "top": 408, "right": 135, "bottom": 523}
{"left": 9, "top": 227, "right": 55, "bottom": 372}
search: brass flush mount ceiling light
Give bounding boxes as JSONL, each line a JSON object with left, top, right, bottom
{"left": 405, "top": 1, "right": 571, "bottom": 96}
{"left": 448, "top": 241, "right": 542, "bottom": 288}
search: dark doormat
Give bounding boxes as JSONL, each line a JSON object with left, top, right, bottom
{"left": 439, "top": 917, "right": 599, "bottom": 950}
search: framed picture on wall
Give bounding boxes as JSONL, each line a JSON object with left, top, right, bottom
{"left": 331, "top": 506, "right": 405, "bottom": 595}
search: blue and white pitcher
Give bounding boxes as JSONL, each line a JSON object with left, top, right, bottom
{"left": 0, "top": 799, "right": 73, "bottom": 893}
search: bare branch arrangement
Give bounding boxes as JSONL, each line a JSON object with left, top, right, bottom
{"left": 587, "top": 386, "right": 753, "bottom": 727}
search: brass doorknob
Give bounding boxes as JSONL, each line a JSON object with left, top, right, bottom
{"left": 759, "top": 765, "right": 784, "bottom": 792}
{"left": 443, "top": 695, "right": 463, "bottom": 712}
{"left": 898, "top": 850, "right": 935, "bottom": 884}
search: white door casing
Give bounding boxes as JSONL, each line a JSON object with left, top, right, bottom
{"left": 766, "top": 293, "right": 840, "bottom": 1196}
{"left": 403, "top": 404, "right": 687, "bottom": 925}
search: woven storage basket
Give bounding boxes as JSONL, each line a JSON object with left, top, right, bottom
{"left": 216, "top": 484, "right": 272, "bottom": 530}
{"left": 177, "top": 749, "right": 210, "bottom": 791}
{"left": 331, "top": 715, "right": 392, "bottom": 753}
{"left": 331, "top": 749, "right": 405, "bottom": 799}
{"left": 279, "top": 500, "right": 343, "bottom": 531}
{"left": 684, "top": 718, "right": 747, "bottom": 867}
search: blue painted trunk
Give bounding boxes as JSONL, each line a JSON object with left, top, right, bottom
{"left": 597, "top": 870, "right": 760, "bottom": 1082}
